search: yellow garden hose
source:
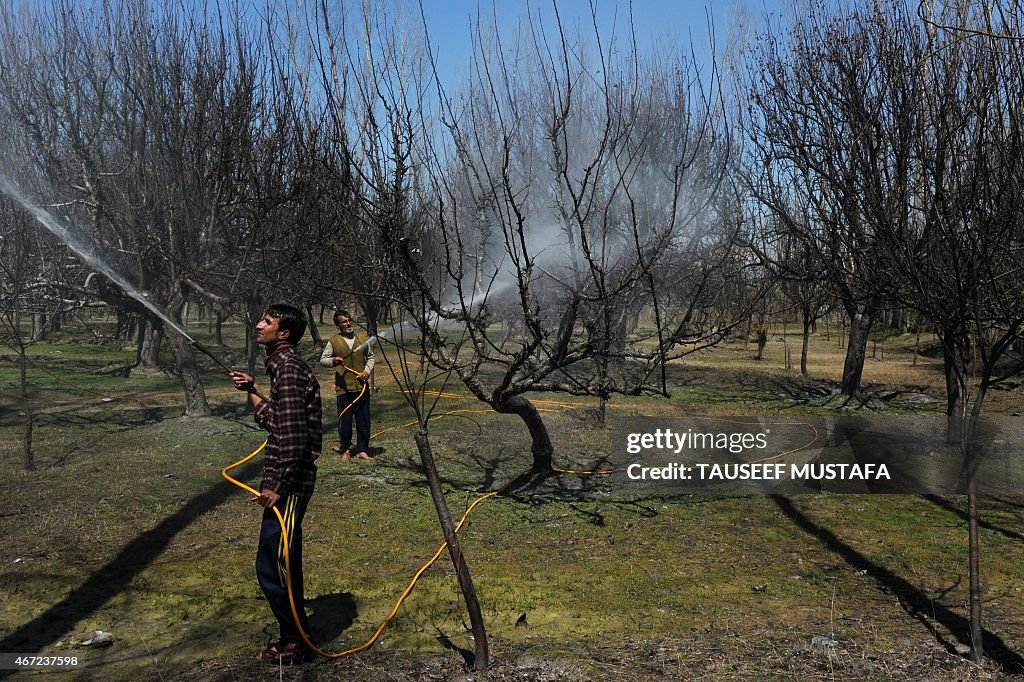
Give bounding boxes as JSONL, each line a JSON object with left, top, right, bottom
{"left": 221, "top": 435, "right": 519, "bottom": 659}
{"left": 221, "top": 371, "right": 820, "bottom": 660}
{"left": 220, "top": 363, "right": 517, "bottom": 659}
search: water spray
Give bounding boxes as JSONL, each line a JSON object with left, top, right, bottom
{"left": 0, "top": 175, "right": 265, "bottom": 399}
{"left": 352, "top": 335, "right": 379, "bottom": 355}
{"left": 0, "top": 175, "right": 194, "bottom": 341}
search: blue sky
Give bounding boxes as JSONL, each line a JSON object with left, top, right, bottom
{"left": 416, "top": 0, "right": 788, "bottom": 85}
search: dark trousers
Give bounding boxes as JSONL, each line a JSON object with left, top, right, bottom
{"left": 256, "top": 494, "right": 311, "bottom": 645}
{"left": 337, "top": 391, "right": 370, "bottom": 455}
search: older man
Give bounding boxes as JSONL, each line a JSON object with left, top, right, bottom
{"left": 320, "top": 309, "right": 375, "bottom": 461}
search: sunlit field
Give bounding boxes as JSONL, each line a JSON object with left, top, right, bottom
{"left": 1, "top": 320, "right": 1022, "bottom": 680}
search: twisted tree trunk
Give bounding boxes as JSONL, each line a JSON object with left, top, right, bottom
{"left": 495, "top": 395, "right": 553, "bottom": 472}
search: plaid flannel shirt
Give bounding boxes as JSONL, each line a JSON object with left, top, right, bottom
{"left": 254, "top": 343, "right": 322, "bottom": 497}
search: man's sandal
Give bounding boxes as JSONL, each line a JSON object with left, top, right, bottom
{"left": 255, "top": 641, "right": 312, "bottom": 665}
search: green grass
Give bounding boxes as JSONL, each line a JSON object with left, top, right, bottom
{"left": 0, "top": 321, "right": 1022, "bottom": 680}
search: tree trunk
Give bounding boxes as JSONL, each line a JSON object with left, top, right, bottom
{"left": 359, "top": 294, "right": 384, "bottom": 334}
{"left": 962, "top": 391, "right": 988, "bottom": 664}
{"left": 305, "top": 304, "right": 322, "bottom": 346}
{"left": 967, "top": 473, "right": 983, "bottom": 663}
{"left": 595, "top": 354, "right": 609, "bottom": 426}
{"left": 755, "top": 325, "right": 768, "bottom": 361}
{"left": 135, "top": 320, "right": 162, "bottom": 368}
{"left": 608, "top": 303, "right": 632, "bottom": 363}
{"left": 940, "top": 328, "right": 966, "bottom": 444}
{"left": 413, "top": 430, "right": 489, "bottom": 670}
{"left": 31, "top": 313, "right": 47, "bottom": 341}
{"left": 19, "top": 343, "right": 34, "bottom": 471}
{"left": 246, "top": 300, "right": 262, "bottom": 377}
{"left": 891, "top": 306, "right": 906, "bottom": 331}
{"left": 801, "top": 317, "right": 811, "bottom": 376}
{"left": 783, "top": 320, "right": 791, "bottom": 370}
{"left": 166, "top": 329, "right": 211, "bottom": 417}
{"left": 496, "top": 395, "right": 553, "bottom": 471}
{"left": 214, "top": 310, "right": 223, "bottom": 346}
{"left": 840, "top": 309, "right": 874, "bottom": 396}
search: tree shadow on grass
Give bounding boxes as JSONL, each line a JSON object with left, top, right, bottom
{"left": 209, "top": 402, "right": 254, "bottom": 420}
{"left": 435, "top": 629, "right": 474, "bottom": 667}
{"left": 31, "top": 404, "right": 176, "bottom": 431}
{"left": 921, "top": 494, "right": 1024, "bottom": 542}
{"left": 667, "top": 362, "right": 946, "bottom": 411}
{"left": 375, "top": 437, "right": 524, "bottom": 495}
{"left": 493, "top": 467, "right": 666, "bottom": 527}
{"left": 771, "top": 494, "right": 1024, "bottom": 675}
{"left": 147, "top": 591, "right": 356, "bottom": 675}
{"left": 984, "top": 494, "right": 1024, "bottom": 510}
{"left": 0, "top": 458, "right": 262, "bottom": 680}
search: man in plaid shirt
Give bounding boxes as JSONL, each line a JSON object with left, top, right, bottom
{"left": 230, "top": 304, "right": 322, "bottom": 664}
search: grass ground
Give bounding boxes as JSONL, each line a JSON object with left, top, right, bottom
{"left": 0, "top": 320, "right": 1022, "bottom": 680}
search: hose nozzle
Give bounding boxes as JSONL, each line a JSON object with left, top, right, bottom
{"left": 192, "top": 339, "right": 266, "bottom": 401}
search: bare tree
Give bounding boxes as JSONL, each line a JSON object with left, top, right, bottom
{"left": 772, "top": 225, "right": 834, "bottom": 375}
{"left": 288, "top": 1, "right": 494, "bottom": 666}
{"left": 745, "top": 0, "right": 920, "bottom": 396}
{"left": 0, "top": 86, "right": 97, "bottom": 470}
{"left": 0, "top": 1, "right": 321, "bottom": 411}
{"left": 749, "top": 0, "right": 1024, "bottom": 662}
{"left": 879, "top": 0, "right": 1024, "bottom": 662}
{"left": 386, "top": 3, "right": 755, "bottom": 469}
{"left": 0, "top": 200, "right": 45, "bottom": 470}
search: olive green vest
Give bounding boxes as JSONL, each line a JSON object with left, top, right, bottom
{"left": 330, "top": 331, "right": 368, "bottom": 393}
